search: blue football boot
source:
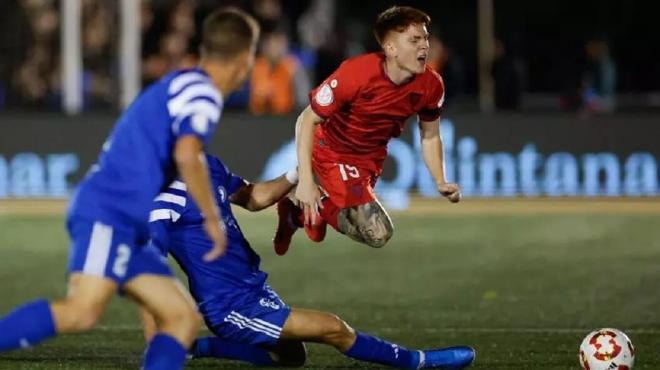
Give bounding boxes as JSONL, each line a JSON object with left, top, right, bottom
{"left": 417, "top": 346, "right": 475, "bottom": 369}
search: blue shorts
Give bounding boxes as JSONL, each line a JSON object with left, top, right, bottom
{"left": 202, "top": 283, "right": 291, "bottom": 348}
{"left": 67, "top": 218, "right": 173, "bottom": 286}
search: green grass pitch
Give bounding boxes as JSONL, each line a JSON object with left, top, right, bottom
{"left": 0, "top": 209, "right": 659, "bottom": 369}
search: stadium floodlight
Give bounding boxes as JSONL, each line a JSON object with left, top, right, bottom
{"left": 60, "top": 0, "right": 140, "bottom": 114}
{"left": 60, "top": 0, "right": 82, "bottom": 115}
{"left": 120, "top": 0, "right": 141, "bottom": 109}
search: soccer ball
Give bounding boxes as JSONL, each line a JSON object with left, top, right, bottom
{"left": 579, "top": 328, "right": 635, "bottom": 370}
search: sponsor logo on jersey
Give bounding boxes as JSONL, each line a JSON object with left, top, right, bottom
{"left": 315, "top": 83, "right": 334, "bottom": 106}
{"left": 217, "top": 186, "right": 227, "bottom": 202}
{"left": 259, "top": 298, "right": 281, "bottom": 310}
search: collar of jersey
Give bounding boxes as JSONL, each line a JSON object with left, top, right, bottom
{"left": 377, "top": 52, "right": 419, "bottom": 87}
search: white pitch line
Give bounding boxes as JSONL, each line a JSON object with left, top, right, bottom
{"left": 93, "top": 325, "right": 660, "bottom": 334}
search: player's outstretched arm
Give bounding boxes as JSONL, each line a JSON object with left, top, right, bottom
{"left": 230, "top": 169, "right": 298, "bottom": 212}
{"left": 418, "top": 119, "right": 461, "bottom": 203}
{"left": 174, "top": 136, "right": 227, "bottom": 260}
{"left": 294, "top": 106, "right": 324, "bottom": 225}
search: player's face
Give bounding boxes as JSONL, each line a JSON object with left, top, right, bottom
{"left": 391, "top": 24, "right": 430, "bottom": 74}
{"left": 229, "top": 44, "right": 257, "bottom": 91}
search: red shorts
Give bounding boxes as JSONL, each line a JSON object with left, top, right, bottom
{"left": 312, "top": 158, "right": 378, "bottom": 208}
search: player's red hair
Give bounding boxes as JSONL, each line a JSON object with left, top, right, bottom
{"left": 374, "top": 6, "right": 431, "bottom": 45}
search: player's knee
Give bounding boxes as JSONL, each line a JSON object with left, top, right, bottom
{"left": 178, "top": 308, "right": 202, "bottom": 338}
{"left": 57, "top": 299, "right": 105, "bottom": 332}
{"left": 275, "top": 342, "right": 307, "bottom": 368}
{"left": 159, "top": 303, "right": 202, "bottom": 338}
{"left": 322, "top": 314, "right": 356, "bottom": 349}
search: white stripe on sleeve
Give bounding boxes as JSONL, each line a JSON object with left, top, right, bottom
{"left": 168, "top": 84, "right": 221, "bottom": 117}
{"left": 171, "top": 99, "right": 220, "bottom": 122}
{"left": 149, "top": 209, "right": 181, "bottom": 223}
{"left": 168, "top": 73, "right": 209, "bottom": 95}
{"left": 154, "top": 193, "right": 186, "bottom": 207}
{"left": 169, "top": 181, "right": 187, "bottom": 191}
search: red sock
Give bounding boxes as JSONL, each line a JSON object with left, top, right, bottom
{"left": 295, "top": 205, "right": 305, "bottom": 227}
{"left": 319, "top": 197, "right": 340, "bottom": 231}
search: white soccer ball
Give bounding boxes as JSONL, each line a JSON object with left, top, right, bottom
{"left": 579, "top": 328, "right": 635, "bottom": 370}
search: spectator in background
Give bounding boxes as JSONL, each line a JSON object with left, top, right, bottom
{"left": 491, "top": 38, "right": 525, "bottom": 110}
{"left": 297, "top": 0, "right": 338, "bottom": 84}
{"left": 13, "top": 0, "right": 59, "bottom": 108}
{"left": 80, "top": 0, "right": 115, "bottom": 109}
{"left": 168, "top": 0, "right": 197, "bottom": 39}
{"left": 9, "top": 0, "right": 117, "bottom": 110}
{"left": 582, "top": 37, "right": 616, "bottom": 113}
{"left": 428, "top": 35, "right": 465, "bottom": 105}
{"left": 143, "top": 0, "right": 198, "bottom": 85}
{"left": 0, "top": 0, "right": 32, "bottom": 109}
{"left": 250, "top": 0, "right": 288, "bottom": 35}
{"left": 250, "top": 29, "right": 311, "bottom": 115}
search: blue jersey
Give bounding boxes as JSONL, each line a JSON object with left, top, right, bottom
{"left": 149, "top": 155, "right": 268, "bottom": 304}
{"left": 68, "top": 68, "right": 223, "bottom": 237}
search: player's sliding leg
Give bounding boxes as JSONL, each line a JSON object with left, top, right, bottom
{"left": 190, "top": 336, "right": 306, "bottom": 367}
{"left": 140, "top": 306, "right": 289, "bottom": 367}
{"left": 124, "top": 274, "right": 201, "bottom": 370}
{"left": 0, "top": 273, "right": 115, "bottom": 351}
{"left": 188, "top": 282, "right": 307, "bottom": 367}
{"left": 280, "top": 308, "right": 475, "bottom": 369}
{"left": 270, "top": 339, "right": 307, "bottom": 366}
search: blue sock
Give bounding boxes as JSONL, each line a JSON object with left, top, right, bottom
{"left": 0, "top": 299, "right": 56, "bottom": 351}
{"left": 143, "top": 334, "right": 187, "bottom": 370}
{"left": 192, "top": 336, "right": 275, "bottom": 366}
{"left": 344, "top": 332, "right": 420, "bottom": 369}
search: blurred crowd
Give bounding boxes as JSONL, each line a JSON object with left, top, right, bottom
{"left": 0, "top": 0, "right": 620, "bottom": 114}
{"left": 0, "top": 0, "right": 115, "bottom": 110}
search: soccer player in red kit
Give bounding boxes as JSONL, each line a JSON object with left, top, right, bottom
{"left": 273, "top": 6, "right": 461, "bottom": 254}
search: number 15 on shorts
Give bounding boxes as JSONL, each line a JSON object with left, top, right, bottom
{"left": 338, "top": 164, "right": 360, "bottom": 181}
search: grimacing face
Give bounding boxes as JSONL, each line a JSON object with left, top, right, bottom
{"left": 388, "top": 23, "right": 430, "bottom": 74}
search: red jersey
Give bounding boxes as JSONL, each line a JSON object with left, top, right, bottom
{"left": 309, "top": 52, "right": 445, "bottom": 174}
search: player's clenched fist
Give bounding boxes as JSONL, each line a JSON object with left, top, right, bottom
{"left": 438, "top": 182, "right": 461, "bottom": 203}
{"left": 203, "top": 217, "right": 228, "bottom": 261}
{"left": 295, "top": 179, "right": 323, "bottom": 226}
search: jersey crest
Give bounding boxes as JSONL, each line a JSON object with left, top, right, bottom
{"left": 315, "top": 83, "right": 334, "bottom": 106}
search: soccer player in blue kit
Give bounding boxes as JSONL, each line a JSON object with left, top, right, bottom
{"left": 0, "top": 8, "right": 259, "bottom": 370}
{"left": 145, "top": 154, "right": 476, "bottom": 369}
